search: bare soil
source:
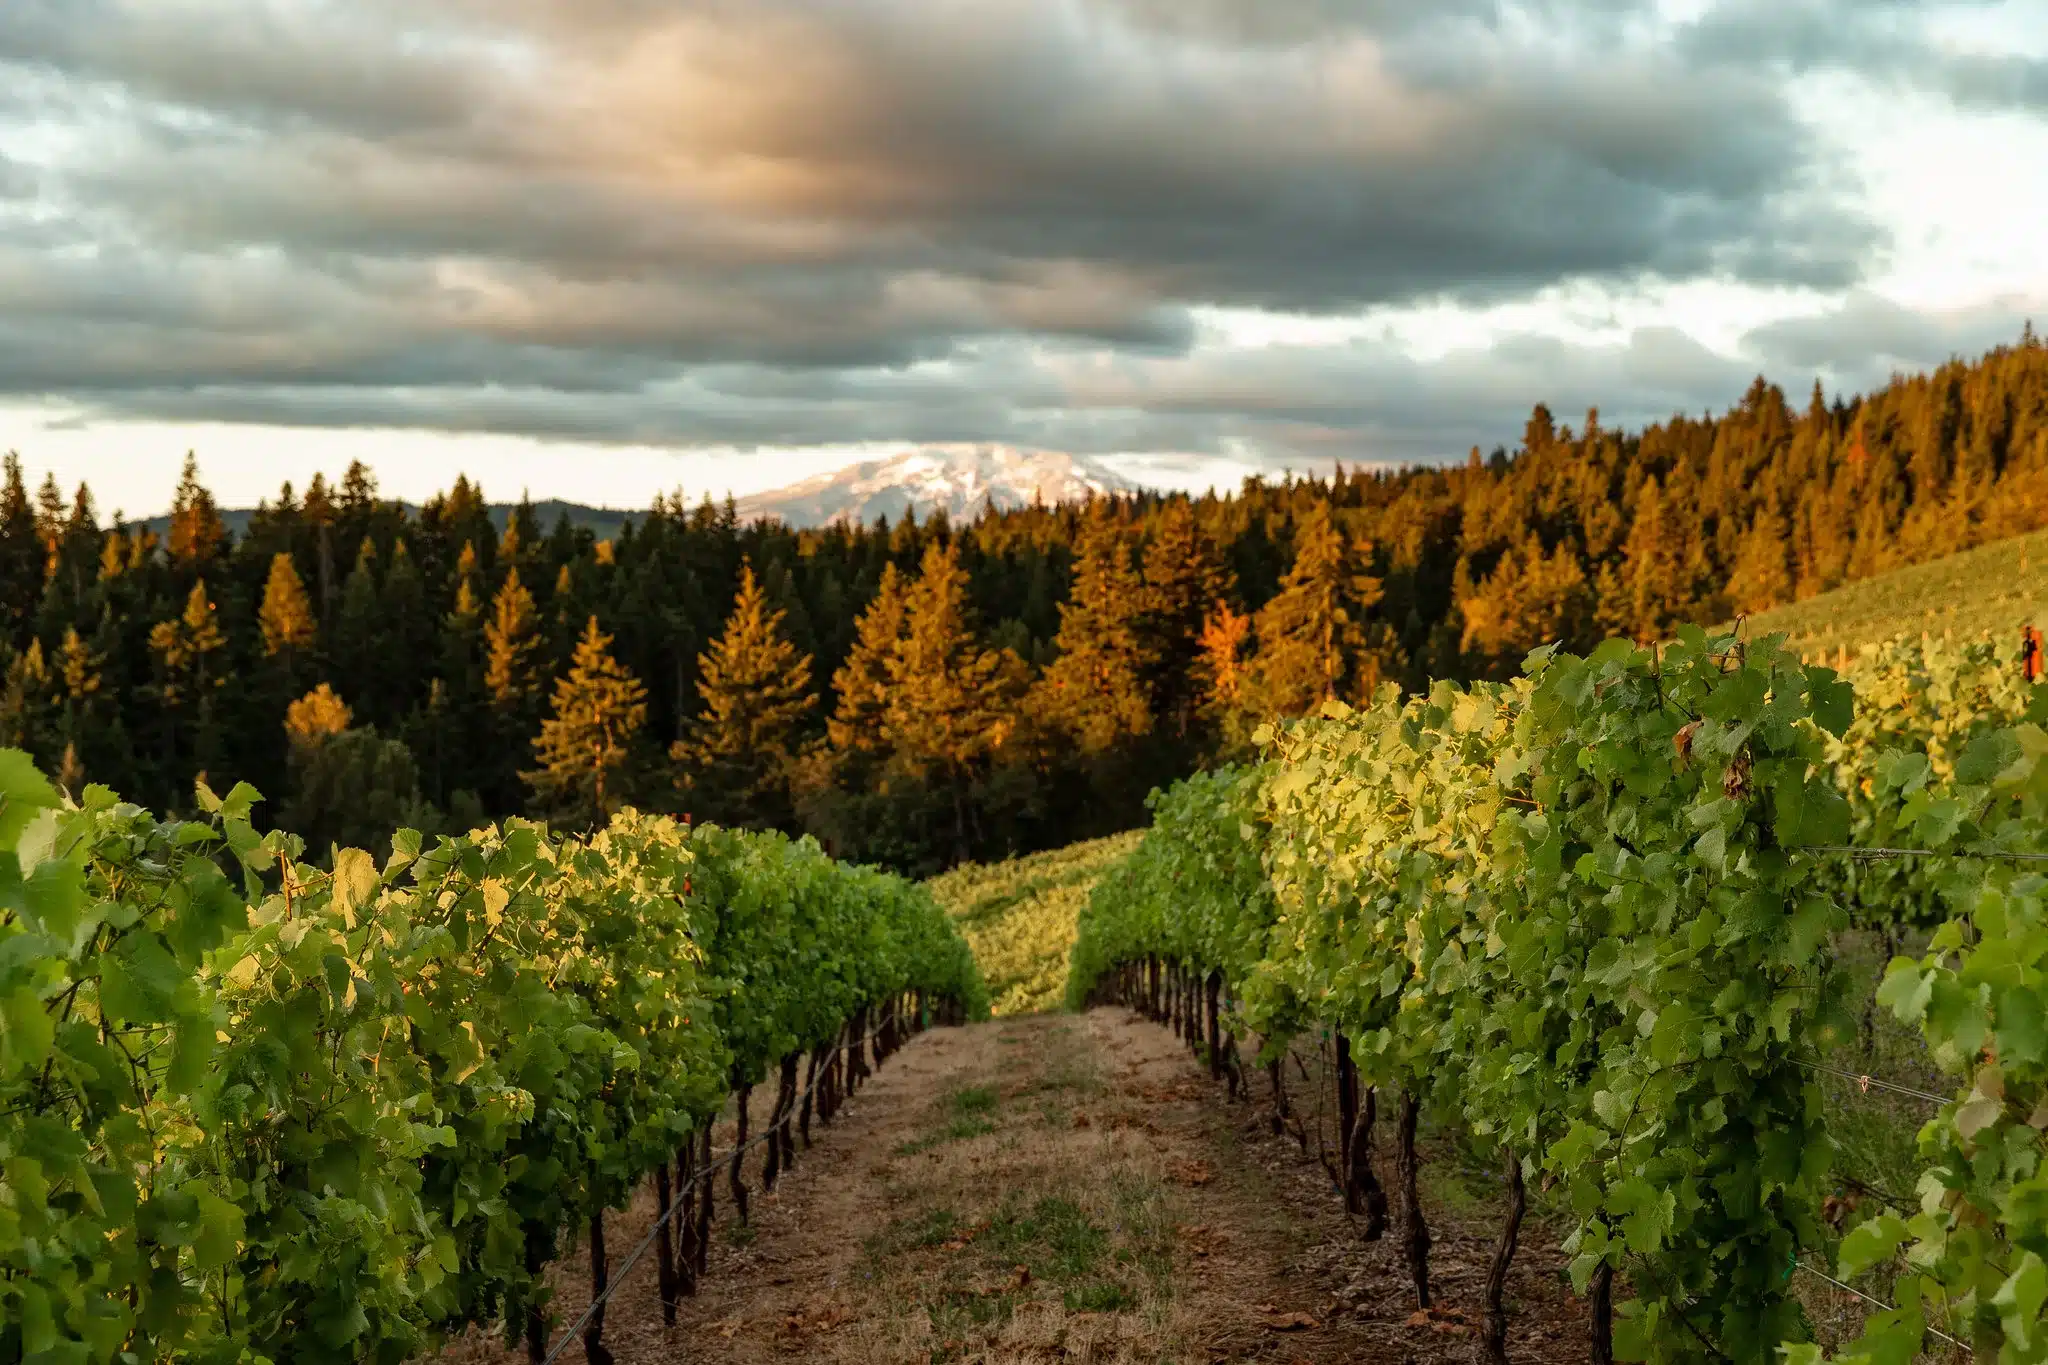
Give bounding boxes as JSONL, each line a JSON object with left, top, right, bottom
{"left": 440, "top": 1008, "right": 1596, "bottom": 1364}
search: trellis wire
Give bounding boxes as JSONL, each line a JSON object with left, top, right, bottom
{"left": 1794, "top": 1059, "right": 1956, "bottom": 1108}
{"left": 1799, "top": 844, "right": 2048, "bottom": 863}
{"left": 1794, "top": 1260, "right": 1972, "bottom": 1354}
{"left": 537, "top": 1035, "right": 854, "bottom": 1365}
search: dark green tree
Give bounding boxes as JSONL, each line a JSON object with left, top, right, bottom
{"left": 1246, "top": 505, "right": 1386, "bottom": 717}
{"left": 671, "top": 562, "right": 816, "bottom": 829}
{"left": 1031, "top": 507, "right": 1151, "bottom": 754}
{"left": 523, "top": 616, "right": 648, "bottom": 830}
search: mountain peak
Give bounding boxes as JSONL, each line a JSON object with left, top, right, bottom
{"left": 734, "top": 446, "right": 1138, "bottom": 527}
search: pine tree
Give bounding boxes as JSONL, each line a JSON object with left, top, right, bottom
{"left": 0, "top": 455, "right": 39, "bottom": 632}
{"left": 382, "top": 539, "right": 429, "bottom": 715}
{"left": 34, "top": 474, "right": 64, "bottom": 578}
{"left": 825, "top": 561, "right": 908, "bottom": 767}
{"left": 1032, "top": 508, "right": 1152, "bottom": 754}
{"left": 485, "top": 567, "right": 544, "bottom": 710}
{"left": 167, "top": 454, "right": 226, "bottom": 568}
{"left": 54, "top": 625, "right": 123, "bottom": 793}
{"left": 1455, "top": 536, "right": 1595, "bottom": 675}
{"left": 442, "top": 543, "right": 485, "bottom": 702}
{"left": 285, "top": 683, "right": 353, "bottom": 747}
{"left": 879, "top": 541, "right": 1026, "bottom": 859}
{"left": 150, "top": 580, "right": 226, "bottom": 709}
{"left": 148, "top": 580, "right": 227, "bottom": 783}
{"left": 524, "top": 616, "right": 649, "bottom": 829}
{"left": 1247, "top": 505, "right": 1385, "bottom": 716}
{"left": 281, "top": 683, "right": 440, "bottom": 862}
{"left": 0, "top": 638, "right": 52, "bottom": 758}
{"left": 672, "top": 562, "right": 816, "bottom": 829}
{"left": 1139, "top": 500, "right": 1230, "bottom": 737}
{"left": 259, "top": 553, "right": 318, "bottom": 662}
{"left": 1197, "top": 605, "right": 1252, "bottom": 709}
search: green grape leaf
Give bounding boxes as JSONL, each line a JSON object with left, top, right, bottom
{"left": 0, "top": 747, "right": 59, "bottom": 849}
{"left": 1837, "top": 1212, "right": 1910, "bottom": 1279}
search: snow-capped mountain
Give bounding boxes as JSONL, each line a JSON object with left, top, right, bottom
{"left": 734, "top": 447, "right": 1139, "bottom": 528}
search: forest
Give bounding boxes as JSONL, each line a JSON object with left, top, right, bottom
{"left": 4, "top": 326, "right": 2044, "bottom": 875}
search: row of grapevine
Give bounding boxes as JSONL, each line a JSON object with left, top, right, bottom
{"left": 1791, "top": 633, "right": 2048, "bottom": 1362}
{"left": 0, "top": 754, "right": 987, "bottom": 1364}
{"left": 1070, "top": 626, "right": 2048, "bottom": 1361}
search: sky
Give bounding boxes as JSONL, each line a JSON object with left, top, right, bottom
{"left": 0, "top": 0, "right": 2044, "bottom": 518}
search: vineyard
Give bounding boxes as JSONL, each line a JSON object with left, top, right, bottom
{"left": 925, "top": 832, "right": 1142, "bottom": 1016}
{"left": 0, "top": 767, "right": 985, "bottom": 1363}
{"left": 7, "top": 629, "right": 2048, "bottom": 1364}
{"left": 1070, "top": 628, "right": 2048, "bottom": 1362}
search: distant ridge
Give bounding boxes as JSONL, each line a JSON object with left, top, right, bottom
{"left": 139, "top": 448, "right": 1141, "bottom": 538}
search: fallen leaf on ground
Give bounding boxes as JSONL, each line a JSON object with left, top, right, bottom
{"left": 1261, "top": 1312, "right": 1317, "bottom": 1331}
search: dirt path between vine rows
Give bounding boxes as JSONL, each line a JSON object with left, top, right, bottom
{"left": 443, "top": 1007, "right": 1594, "bottom": 1364}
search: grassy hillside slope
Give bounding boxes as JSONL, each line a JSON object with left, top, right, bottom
{"left": 926, "top": 832, "right": 1142, "bottom": 1016}
{"left": 1739, "top": 526, "right": 2048, "bottom": 659}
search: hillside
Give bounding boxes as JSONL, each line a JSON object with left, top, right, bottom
{"left": 925, "top": 832, "right": 1142, "bottom": 1016}
{"left": 1738, "top": 526, "right": 2048, "bottom": 659}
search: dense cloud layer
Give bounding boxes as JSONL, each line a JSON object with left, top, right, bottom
{"left": 0, "top": 0, "right": 2039, "bottom": 468}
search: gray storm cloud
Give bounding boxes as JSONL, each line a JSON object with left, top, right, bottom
{"left": 0, "top": 0, "right": 2034, "bottom": 467}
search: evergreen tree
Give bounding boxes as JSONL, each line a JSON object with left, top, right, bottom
{"left": 1139, "top": 500, "right": 1230, "bottom": 738}
{"left": 285, "top": 683, "right": 353, "bottom": 746}
{"left": 481, "top": 565, "right": 546, "bottom": 811}
{"left": 54, "top": 623, "right": 128, "bottom": 798}
{"left": 1454, "top": 535, "right": 1596, "bottom": 676}
{"left": 280, "top": 683, "right": 441, "bottom": 862}
{"left": 524, "top": 616, "right": 648, "bottom": 829}
{"left": 333, "top": 538, "right": 381, "bottom": 716}
{"left": 484, "top": 567, "right": 544, "bottom": 710}
{"left": 34, "top": 474, "right": 64, "bottom": 579}
{"left": 148, "top": 580, "right": 227, "bottom": 787}
{"left": 1247, "top": 505, "right": 1385, "bottom": 716}
{"left": 441, "top": 544, "right": 486, "bottom": 705}
{"left": 671, "top": 562, "right": 816, "bottom": 829}
{"left": 0, "top": 454, "right": 40, "bottom": 633}
{"left": 167, "top": 453, "right": 226, "bottom": 570}
{"left": 0, "top": 637, "right": 53, "bottom": 760}
{"left": 825, "top": 561, "right": 908, "bottom": 768}
{"left": 880, "top": 541, "right": 1027, "bottom": 860}
{"left": 258, "top": 552, "right": 318, "bottom": 664}
{"left": 1032, "top": 508, "right": 1151, "bottom": 754}
{"left": 382, "top": 539, "right": 429, "bottom": 716}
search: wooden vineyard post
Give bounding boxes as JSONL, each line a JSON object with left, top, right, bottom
{"left": 583, "top": 1209, "right": 613, "bottom": 1365}
{"left": 1396, "top": 1091, "right": 1431, "bottom": 1308}
{"left": 653, "top": 1161, "right": 676, "bottom": 1323}
{"left": 850, "top": 1007, "right": 871, "bottom": 1088}
{"left": 762, "top": 1063, "right": 787, "bottom": 1192}
{"left": 800, "top": 1048, "right": 819, "bottom": 1148}
{"left": 776, "top": 1051, "right": 799, "bottom": 1175}
{"left": 1203, "top": 971, "right": 1223, "bottom": 1081}
{"left": 693, "top": 1126, "right": 715, "bottom": 1276}
{"left": 1335, "top": 1032, "right": 1358, "bottom": 1180}
{"left": 523, "top": 1222, "right": 550, "bottom": 1364}
{"left": 674, "top": 1137, "right": 698, "bottom": 1300}
{"left": 730, "top": 1081, "right": 752, "bottom": 1224}
{"left": 1478, "top": 1148, "right": 1525, "bottom": 1365}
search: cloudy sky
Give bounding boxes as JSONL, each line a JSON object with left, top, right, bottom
{"left": 0, "top": 0, "right": 2044, "bottom": 517}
